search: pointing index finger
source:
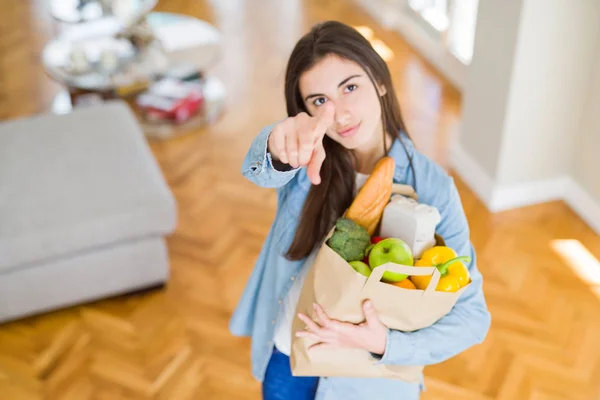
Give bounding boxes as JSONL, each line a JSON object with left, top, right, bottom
{"left": 314, "top": 102, "right": 335, "bottom": 137}
{"left": 307, "top": 139, "right": 326, "bottom": 185}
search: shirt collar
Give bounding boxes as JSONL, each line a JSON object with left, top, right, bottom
{"left": 387, "top": 133, "right": 414, "bottom": 181}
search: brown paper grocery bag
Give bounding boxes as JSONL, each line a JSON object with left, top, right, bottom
{"left": 289, "top": 228, "right": 470, "bottom": 383}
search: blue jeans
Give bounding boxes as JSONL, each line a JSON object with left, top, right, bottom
{"left": 262, "top": 347, "right": 320, "bottom": 400}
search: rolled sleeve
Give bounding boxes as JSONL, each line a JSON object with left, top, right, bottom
{"left": 242, "top": 123, "right": 300, "bottom": 188}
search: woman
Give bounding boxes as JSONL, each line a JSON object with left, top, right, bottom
{"left": 229, "top": 20, "right": 491, "bottom": 400}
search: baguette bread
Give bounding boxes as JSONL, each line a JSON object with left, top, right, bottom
{"left": 346, "top": 156, "right": 395, "bottom": 235}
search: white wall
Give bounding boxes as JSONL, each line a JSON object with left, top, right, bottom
{"left": 452, "top": 0, "right": 600, "bottom": 233}
{"left": 458, "top": 0, "right": 524, "bottom": 182}
{"left": 357, "top": 0, "right": 600, "bottom": 233}
{"left": 496, "top": 0, "right": 600, "bottom": 186}
{"left": 573, "top": 38, "right": 600, "bottom": 210}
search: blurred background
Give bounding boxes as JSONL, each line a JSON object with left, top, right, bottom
{"left": 1, "top": 0, "right": 600, "bottom": 399}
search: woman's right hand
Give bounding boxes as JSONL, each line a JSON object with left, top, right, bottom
{"left": 267, "top": 103, "right": 335, "bottom": 185}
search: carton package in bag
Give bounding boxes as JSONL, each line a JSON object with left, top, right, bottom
{"left": 289, "top": 161, "right": 471, "bottom": 382}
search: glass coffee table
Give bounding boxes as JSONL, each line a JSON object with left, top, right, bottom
{"left": 42, "top": 11, "right": 226, "bottom": 139}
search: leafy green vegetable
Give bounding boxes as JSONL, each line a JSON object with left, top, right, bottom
{"left": 326, "top": 218, "right": 371, "bottom": 262}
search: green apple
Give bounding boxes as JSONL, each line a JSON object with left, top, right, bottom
{"left": 368, "top": 238, "right": 413, "bottom": 282}
{"left": 349, "top": 260, "right": 371, "bottom": 277}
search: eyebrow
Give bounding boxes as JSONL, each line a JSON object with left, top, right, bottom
{"left": 304, "top": 74, "right": 362, "bottom": 102}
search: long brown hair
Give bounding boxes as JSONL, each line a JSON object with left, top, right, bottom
{"left": 284, "top": 20, "right": 414, "bottom": 260}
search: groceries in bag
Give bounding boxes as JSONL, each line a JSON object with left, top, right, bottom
{"left": 345, "top": 157, "right": 395, "bottom": 236}
{"left": 326, "top": 155, "right": 471, "bottom": 292}
{"left": 290, "top": 155, "right": 474, "bottom": 381}
{"left": 327, "top": 215, "right": 471, "bottom": 293}
{"left": 367, "top": 237, "right": 413, "bottom": 282}
{"left": 380, "top": 193, "right": 441, "bottom": 258}
{"left": 411, "top": 246, "right": 471, "bottom": 292}
{"left": 325, "top": 218, "right": 371, "bottom": 262}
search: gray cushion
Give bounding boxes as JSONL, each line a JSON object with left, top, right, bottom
{"left": 0, "top": 236, "right": 169, "bottom": 323}
{"left": 0, "top": 101, "right": 177, "bottom": 273}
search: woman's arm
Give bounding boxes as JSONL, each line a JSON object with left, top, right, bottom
{"left": 374, "top": 177, "right": 491, "bottom": 366}
{"left": 241, "top": 123, "right": 301, "bottom": 189}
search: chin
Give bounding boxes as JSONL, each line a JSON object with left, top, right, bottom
{"left": 338, "top": 138, "right": 362, "bottom": 150}
{"left": 337, "top": 131, "right": 373, "bottom": 150}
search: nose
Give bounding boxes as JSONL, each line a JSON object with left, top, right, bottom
{"left": 332, "top": 98, "right": 352, "bottom": 127}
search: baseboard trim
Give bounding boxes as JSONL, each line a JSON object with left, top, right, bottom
{"left": 564, "top": 179, "right": 600, "bottom": 234}
{"left": 450, "top": 142, "right": 600, "bottom": 235}
{"left": 449, "top": 140, "right": 495, "bottom": 206}
{"left": 490, "top": 176, "right": 570, "bottom": 212}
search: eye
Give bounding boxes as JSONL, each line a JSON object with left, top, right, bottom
{"left": 345, "top": 84, "right": 358, "bottom": 92}
{"left": 313, "top": 97, "right": 327, "bottom": 107}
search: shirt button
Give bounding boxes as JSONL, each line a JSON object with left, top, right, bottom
{"left": 278, "top": 300, "right": 282, "bottom": 304}
{"left": 272, "top": 320, "right": 276, "bottom": 325}
{"left": 290, "top": 276, "right": 295, "bottom": 281}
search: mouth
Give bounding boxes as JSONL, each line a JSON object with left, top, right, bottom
{"left": 337, "top": 122, "right": 361, "bottom": 138}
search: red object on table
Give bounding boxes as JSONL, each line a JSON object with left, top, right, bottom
{"left": 136, "top": 78, "right": 205, "bottom": 123}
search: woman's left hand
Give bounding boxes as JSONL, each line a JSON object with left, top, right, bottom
{"left": 296, "top": 300, "right": 388, "bottom": 355}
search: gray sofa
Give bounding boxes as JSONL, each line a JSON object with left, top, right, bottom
{"left": 0, "top": 101, "right": 177, "bottom": 323}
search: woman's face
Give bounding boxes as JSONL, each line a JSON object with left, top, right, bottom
{"left": 299, "top": 54, "right": 386, "bottom": 150}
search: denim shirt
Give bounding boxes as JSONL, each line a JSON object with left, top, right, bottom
{"left": 229, "top": 124, "right": 491, "bottom": 397}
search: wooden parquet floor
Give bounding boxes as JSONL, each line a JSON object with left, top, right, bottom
{"left": 1, "top": 0, "right": 600, "bottom": 399}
